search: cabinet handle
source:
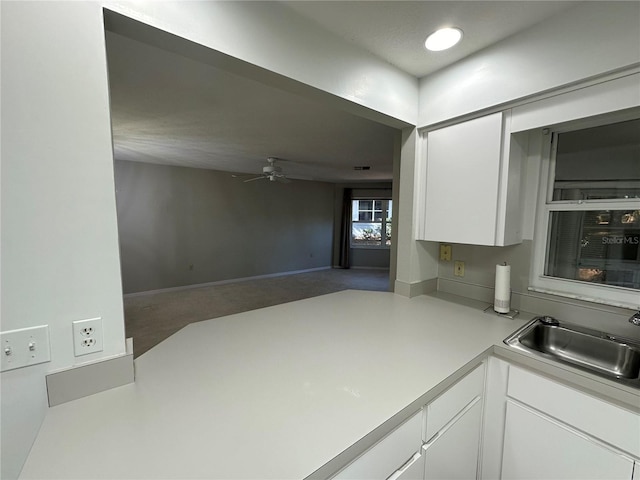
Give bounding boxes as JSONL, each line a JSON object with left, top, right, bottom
{"left": 423, "top": 395, "right": 481, "bottom": 451}
{"left": 385, "top": 451, "right": 422, "bottom": 480}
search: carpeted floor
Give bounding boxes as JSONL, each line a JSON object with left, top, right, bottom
{"left": 124, "top": 268, "right": 390, "bottom": 357}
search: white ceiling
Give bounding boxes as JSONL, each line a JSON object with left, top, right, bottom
{"left": 106, "top": 1, "right": 578, "bottom": 183}
{"left": 281, "top": 1, "right": 576, "bottom": 78}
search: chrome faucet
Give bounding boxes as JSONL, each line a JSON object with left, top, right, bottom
{"left": 629, "top": 311, "right": 640, "bottom": 326}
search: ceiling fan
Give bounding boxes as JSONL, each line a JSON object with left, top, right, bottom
{"left": 243, "top": 157, "right": 291, "bottom": 183}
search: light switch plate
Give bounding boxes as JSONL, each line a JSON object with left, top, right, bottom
{"left": 1, "top": 325, "right": 51, "bottom": 372}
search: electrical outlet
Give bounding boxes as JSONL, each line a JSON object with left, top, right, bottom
{"left": 72, "top": 318, "right": 103, "bottom": 356}
{"left": 454, "top": 261, "right": 465, "bottom": 277}
{"left": 439, "top": 244, "right": 452, "bottom": 261}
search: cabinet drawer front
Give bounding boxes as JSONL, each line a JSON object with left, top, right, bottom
{"left": 508, "top": 365, "right": 640, "bottom": 458}
{"left": 333, "top": 411, "right": 423, "bottom": 480}
{"left": 425, "top": 364, "right": 485, "bottom": 440}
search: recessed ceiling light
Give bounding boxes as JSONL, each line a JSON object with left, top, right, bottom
{"left": 425, "top": 27, "right": 463, "bottom": 51}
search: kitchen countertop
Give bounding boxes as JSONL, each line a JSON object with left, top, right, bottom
{"left": 20, "top": 290, "right": 534, "bottom": 479}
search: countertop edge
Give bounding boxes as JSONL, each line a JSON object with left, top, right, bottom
{"left": 305, "top": 348, "right": 494, "bottom": 480}
{"left": 310, "top": 342, "right": 640, "bottom": 480}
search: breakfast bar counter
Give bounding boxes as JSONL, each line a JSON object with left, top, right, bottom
{"left": 20, "top": 290, "right": 534, "bottom": 479}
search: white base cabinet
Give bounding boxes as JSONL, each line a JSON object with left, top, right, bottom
{"left": 423, "top": 399, "right": 482, "bottom": 480}
{"left": 332, "top": 364, "right": 486, "bottom": 480}
{"left": 332, "top": 358, "right": 640, "bottom": 480}
{"left": 483, "top": 360, "right": 639, "bottom": 480}
{"left": 502, "top": 401, "right": 633, "bottom": 480}
{"left": 333, "top": 411, "right": 423, "bottom": 480}
{"left": 423, "top": 364, "right": 484, "bottom": 480}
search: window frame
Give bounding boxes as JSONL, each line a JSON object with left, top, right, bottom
{"left": 529, "top": 116, "right": 640, "bottom": 309}
{"left": 350, "top": 198, "right": 392, "bottom": 249}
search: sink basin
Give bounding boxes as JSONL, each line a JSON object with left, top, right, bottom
{"left": 504, "top": 317, "right": 640, "bottom": 387}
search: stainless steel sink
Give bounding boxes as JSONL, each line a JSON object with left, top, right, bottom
{"left": 504, "top": 316, "right": 640, "bottom": 387}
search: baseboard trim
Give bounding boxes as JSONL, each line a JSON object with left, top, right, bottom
{"left": 437, "top": 278, "right": 495, "bottom": 304}
{"left": 350, "top": 266, "right": 390, "bottom": 271}
{"left": 124, "top": 266, "right": 332, "bottom": 298}
{"left": 394, "top": 278, "right": 437, "bottom": 298}
{"left": 46, "top": 338, "right": 135, "bottom": 407}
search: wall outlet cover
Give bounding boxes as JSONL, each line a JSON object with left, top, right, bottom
{"left": 439, "top": 244, "right": 452, "bottom": 261}
{"left": 454, "top": 261, "right": 465, "bottom": 277}
{"left": 72, "top": 317, "right": 103, "bottom": 356}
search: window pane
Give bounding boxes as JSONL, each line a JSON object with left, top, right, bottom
{"left": 350, "top": 198, "right": 392, "bottom": 248}
{"left": 351, "top": 222, "right": 382, "bottom": 246}
{"left": 546, "top": 210, "right": 640, "bottom": 289}
{"left": 553, "top": 119, "right": 640, "bottom": 201}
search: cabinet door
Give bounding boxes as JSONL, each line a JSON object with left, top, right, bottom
{"left": 502, "top": 401, "right": 634, "bottom": 480}
{"left": 423, "top": 400, "right": 482, "bottom": 480}
{"left": 423, "top": 112, "right": 504, "bottom": 245}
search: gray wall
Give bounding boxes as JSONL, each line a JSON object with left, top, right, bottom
{"left": 350, "top": 248, "right": 391, "bottom": 269}
{"left": 438, "top": 241, "right": 533, "bottom": 295}
{"left": 114, "top": 160, "right": 335, "bottom": 294}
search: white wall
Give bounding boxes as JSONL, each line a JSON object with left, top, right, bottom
{"left": 418, "top": 1, "right": 640, "bottom": 127}
{"left": 394, "top": 128, "right": 439, "bottom": 295}
{"left": 1, "top": 2, "right": 126, "bottom": 478}
{"left": 115, "top": 161, "right": 335, "bottom": 294}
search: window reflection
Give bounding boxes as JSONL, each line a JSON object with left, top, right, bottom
{"left": 547, "top": 210, "right": 640, "bottom": 289}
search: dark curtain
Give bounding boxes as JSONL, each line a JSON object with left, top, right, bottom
{"left": 338, "top": 188, "right": 352, "bottom": 269}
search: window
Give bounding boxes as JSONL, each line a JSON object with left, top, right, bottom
{"left": 531, "top": 117, "right": 640, "bottom": 308}
{"left": 351, "top": 199, "right": 392, "bottom": 248}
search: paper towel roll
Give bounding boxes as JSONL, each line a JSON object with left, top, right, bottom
{"left": 494, "top": 264, "right": 511, "bottom": 314}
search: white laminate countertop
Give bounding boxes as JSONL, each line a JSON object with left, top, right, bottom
{"left": 20, "top": 290, "right": 531, "bottom": 479}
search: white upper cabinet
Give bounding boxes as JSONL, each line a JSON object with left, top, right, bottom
{"left": 417, "top": 111, "right": 525, "bottom": 246}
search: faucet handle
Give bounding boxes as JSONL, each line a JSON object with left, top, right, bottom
{"left": 536, "top": 315, "right": 559, "bottom": 326}
{"left": 629, "top": 311, "right": 640, "bottom": 326}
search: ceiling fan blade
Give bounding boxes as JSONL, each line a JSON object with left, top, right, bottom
{"left": 243, "top": 176, "right": 266, "bottom": 183}
{"left": 275, "top": 176, "right": 292, "bottom": 184}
